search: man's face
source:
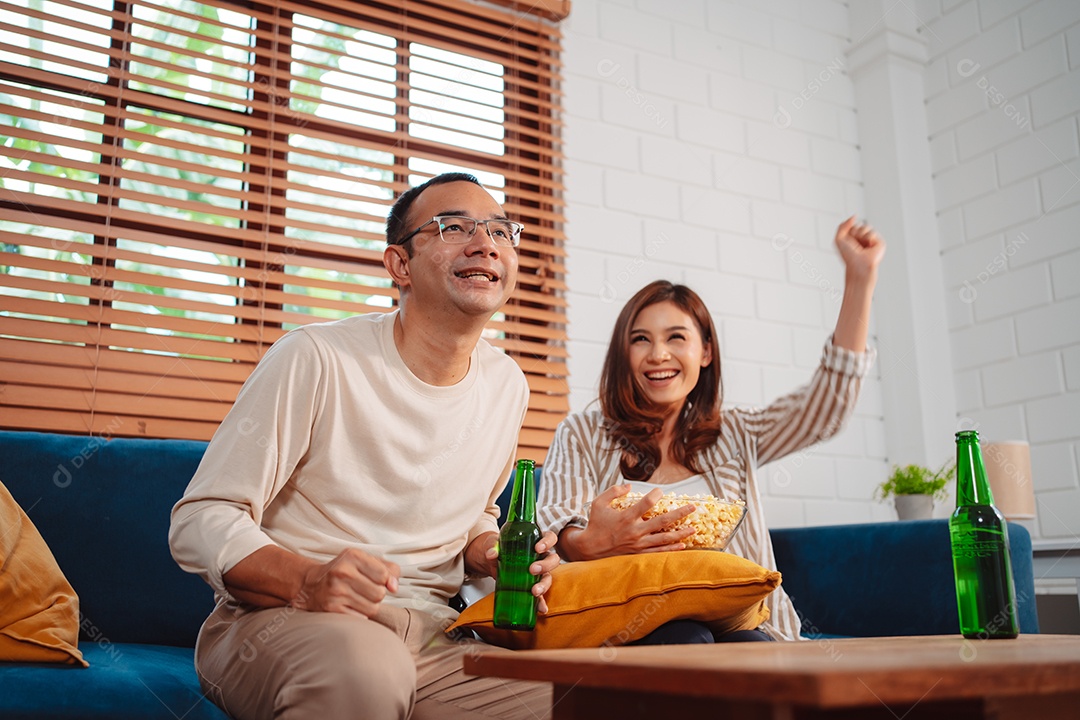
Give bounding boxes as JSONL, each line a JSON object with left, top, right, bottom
{"left": 395, "top": 181, "right": 519, "bottom": 319}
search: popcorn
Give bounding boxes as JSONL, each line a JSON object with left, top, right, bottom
{"left": 609, "top": 492, "right": 747, "bottom": 550}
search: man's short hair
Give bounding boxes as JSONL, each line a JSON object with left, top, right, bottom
{"left": 386, "top": 172, "right": 482, "bottom": 247}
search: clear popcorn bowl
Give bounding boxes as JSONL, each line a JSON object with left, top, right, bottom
{"left": 609, "top": 492, "right": 748, "bottom": 551}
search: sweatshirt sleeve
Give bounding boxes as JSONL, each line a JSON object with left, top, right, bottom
{"left": 465, "top": 367, "right": 529, "bottom": 548}
{"left": 739, "top": 336, "right": 875, "bottom": 467}
{"left": 168, "top": 329, "right": 325, "bottom": 601}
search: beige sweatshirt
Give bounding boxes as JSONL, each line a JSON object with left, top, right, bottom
{"left": 169, "top": 310, "right": 529, "bottom": 617}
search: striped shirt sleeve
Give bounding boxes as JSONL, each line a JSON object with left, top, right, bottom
{"left": 739, "top": 337, "right": 875, "bottom": 467}
{"left": 538, "top": 412, "right": 611, "bottom": 537}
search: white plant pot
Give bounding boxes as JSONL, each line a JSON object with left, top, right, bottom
{"left": 894, "top": 494, "right": 934, "bottom": 520}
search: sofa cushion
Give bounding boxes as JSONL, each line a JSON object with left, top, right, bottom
{"left": 0, "top": 431, "right": 215, "bottom": 647}
{"left": 448, "top": 550, "right": 780, "bottom": 649}
{"left": 0, "top": 480, "right": 86, "bottom": 667}
{"left": 0, "top": 643, "right": 229, "bottom": 719}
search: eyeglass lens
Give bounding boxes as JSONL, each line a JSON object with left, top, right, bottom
{"left": 438, "top": 216, "right": 519, "bottom": 246}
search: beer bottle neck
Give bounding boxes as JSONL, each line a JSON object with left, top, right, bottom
{"left": 507, "top": 461, "right": 536, "bottom": 523}
{"left": 956, "top": 436, "right": 995, "bottom": 507}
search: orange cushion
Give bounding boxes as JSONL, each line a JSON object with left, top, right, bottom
{"left": 0, "top": 481, "right": 87, "bottom": 666}
{"left": 447, "top": 550, "right": 780, "bottom": 650}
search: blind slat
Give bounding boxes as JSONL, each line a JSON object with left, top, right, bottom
{"left": 0, "top": 359, "right": 240, "bottom": 403}
{"left": 3, "top": 296, "right": 265, "bottom": 344}
{"left": 523, "top": 410, "right": 565, "bottom": 430}
{"left": 0, "top": 406, "right": 223, "bottom": 441}
{"left": 0, "top": 337, "right": 257, "bottom": 382}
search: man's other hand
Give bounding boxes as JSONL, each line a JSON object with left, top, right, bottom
{"left": 292, "top": 548, "right": 401, "bottom": 617}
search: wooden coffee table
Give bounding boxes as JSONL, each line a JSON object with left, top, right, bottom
{"left": 464, "top": 635, "right": 1080, "bottom": 719}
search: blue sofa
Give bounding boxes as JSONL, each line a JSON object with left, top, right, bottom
{"left": 0, "top": 431, "right": 1038, "bottom": 718}
{"left": 772, "top": 519, "right": 1037, "bottom": 638}
{"left": 1, "top": 431, "right": 228, "bottom": 720}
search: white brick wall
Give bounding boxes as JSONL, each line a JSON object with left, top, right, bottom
{"left": 1064, "top": 345, "right": 1080, "bottom": 389}
{"left": 927, "top": 0, "right": 1080, "bottom": 539}
{"left": 562, "top": 0, "right": 883, "bottom": 529}
{"left": 560, "top": 0, "right": 1077, "bottom": 539}
{"left": 981, "top": 351, "right": 1064, "bottom": 406}
{"left": 1016, "top": 296, "right": 1080, "bottom": 353}
{"left": 995, "top": 117, "right": 1079, "bottom": 186}
{"left": 951, "top": 317, "right": 1017, "bottom": 370}
{"left": 1031, "top": 441, "right": 1079, "bottom": 492}
{"left": 1055, "top": 253, "right": 1080, "bottom": 299}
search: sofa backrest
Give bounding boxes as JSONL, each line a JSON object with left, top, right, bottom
{"left": 1, "top": 431, "right": 214, "bottom": 648}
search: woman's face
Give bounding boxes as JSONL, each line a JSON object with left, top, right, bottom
{"left": 627, "top": 300, "right": 713, "bottom": 415}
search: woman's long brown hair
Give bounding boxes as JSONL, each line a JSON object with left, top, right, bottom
{"left": 599, "top": 281, "right": 723, "bottom": 482}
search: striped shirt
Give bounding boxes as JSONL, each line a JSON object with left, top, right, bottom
{"left": 538, "top": 338, "right": 876, "bottom": 641}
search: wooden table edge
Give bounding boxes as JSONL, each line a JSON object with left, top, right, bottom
{"left": 463, "top": 634, "right": 1080, "bottom": 709}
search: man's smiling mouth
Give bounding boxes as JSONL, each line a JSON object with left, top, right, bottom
{"left": 455, "top": 270, "right": 499, "bottom": 282}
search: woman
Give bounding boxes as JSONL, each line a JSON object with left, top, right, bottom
{"left": 538, "top": 216, "right": 885, "bottom": 642}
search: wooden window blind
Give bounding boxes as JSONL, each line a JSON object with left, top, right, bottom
{"left": 0, "top": 0, "right": 567, "bottom": 463}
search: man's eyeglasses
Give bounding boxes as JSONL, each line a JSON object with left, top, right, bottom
{"left": 394, "top": 215, "right": 524, "bottom": 248}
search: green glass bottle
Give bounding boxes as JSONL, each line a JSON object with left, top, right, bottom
{"left": 493, "top": 458, "right": 541, "bottom": 630}
{"left": 949, "top": 430, "right": 1019, "bottom": 639}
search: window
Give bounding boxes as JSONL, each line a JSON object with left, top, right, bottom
{"left": 0, "top": 0, "right": 567, "bottom": 462}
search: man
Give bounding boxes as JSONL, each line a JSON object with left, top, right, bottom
{"left": 170, "top": 173, "right": 557, "bottom": 719}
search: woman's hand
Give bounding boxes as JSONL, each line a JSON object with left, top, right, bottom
{"left": 832, "top": 215, "right": 886, "bottom": 352}
{"left": 559, "top": 484, "right": 697, "bottom": 561}
{"left": 834, "top": 215, "right": 886, "bottom": 283}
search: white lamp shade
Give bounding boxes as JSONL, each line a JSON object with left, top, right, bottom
{"left": 981, "top": 441, "right": 1036, "bottom": 520}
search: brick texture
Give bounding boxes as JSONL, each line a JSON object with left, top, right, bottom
{"left": 925, "top": 0, "right": 1080, "bottom": 540}
{"left": 561, "top": 0, "right": 1078, "bottom": 537}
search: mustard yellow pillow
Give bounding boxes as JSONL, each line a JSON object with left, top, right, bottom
{"left": 447, "top": 550, "right": 780, "bottom": 650}
{"left": 0, "top": 481, "right": 87, "bottom": 667}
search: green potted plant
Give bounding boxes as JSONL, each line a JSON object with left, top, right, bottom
{"left": 874, "top": 462, "right": 955, "bottom": 520}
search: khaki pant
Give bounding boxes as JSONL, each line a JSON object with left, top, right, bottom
{"left": 195, "top": 601, "right": 552, "bottom": 720}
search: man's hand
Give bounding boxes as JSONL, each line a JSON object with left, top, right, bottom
{"left": 466, "top": 530, "right": 560, "bottom": 613}
{"left": 291, "top": 548, "right": 400, "bottom": 617}
{"left": 559, "top": 484, "right": 696, "bottom": 561}
{"left": 223, "top": 545, "right": 399, "bottom": 617}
